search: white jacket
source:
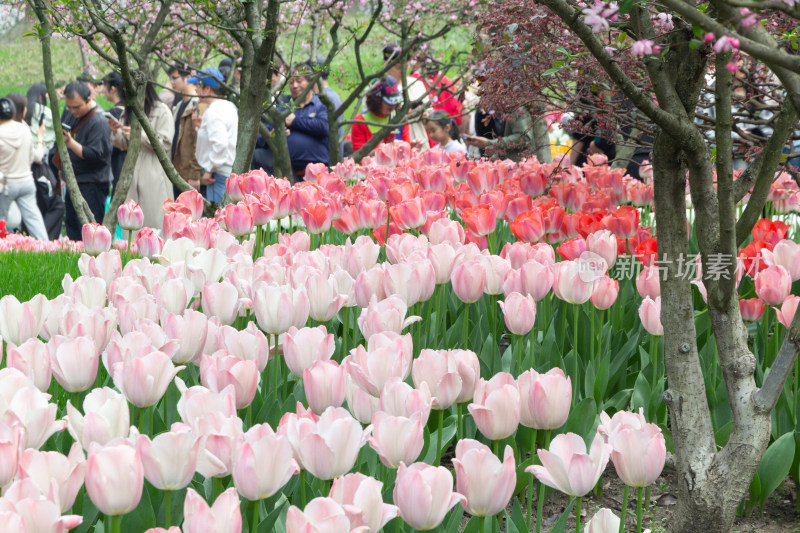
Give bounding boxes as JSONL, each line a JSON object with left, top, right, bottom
{"left": 195, "top": 99, "right": 238, "bottom": 175}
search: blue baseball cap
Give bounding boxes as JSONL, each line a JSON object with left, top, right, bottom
{"left": 186, "top": 67, "right": 224, "bottom": 89}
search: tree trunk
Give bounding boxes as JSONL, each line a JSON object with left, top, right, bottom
{"left": 532, "top": 114, "right": 552, "bottom": 163}
{"left": 30, "top": 0, "right": 94, "bottom": 226}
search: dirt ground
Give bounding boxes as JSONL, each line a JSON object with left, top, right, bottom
{"left": 525, "top": 468, "right": 800, "bottom": 532}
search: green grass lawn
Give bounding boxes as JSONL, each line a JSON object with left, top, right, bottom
{"left": 0, "top": 251, "right": 81, "bottom": 301}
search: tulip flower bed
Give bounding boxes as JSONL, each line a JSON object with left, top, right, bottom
{"left": 0, "top": 143, "right": 799, "bottom": 533}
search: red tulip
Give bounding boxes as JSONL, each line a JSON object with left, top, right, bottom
{"left": 461, "top": 203, "right": 497, "bottom": 237}
{"left": 738, "top": 240, "right": 771, "bottom": 277}
{"left": 634, "top": 237, "right": 658, "bottom": 266}
{"left": 603, "top": 206, "right": 640, "bottom": 238}
{"left": 557, "top": 237, "right": 588, "bottom": 261}
{"left": 751, "top": 218, "right": 789, "bottom": 247}
{"left": 301, "top": 201, "right": 332, "bottom": 234}
{"left": 510, "top": 210, "right": 545, "bottom": 243}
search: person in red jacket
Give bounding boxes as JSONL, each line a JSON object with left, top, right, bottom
{"left": 351, "top": 76, "right": 409, "bottom": 154}
{"left": 411, "top": 53, "right": 463, "bottom": 126}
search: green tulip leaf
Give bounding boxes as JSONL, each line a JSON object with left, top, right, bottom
{"left": 755, "top": 432, "right": 795, "bottom": 510}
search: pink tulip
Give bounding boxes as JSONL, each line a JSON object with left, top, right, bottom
{"left": 468, "top": 373, "right": 521, "bottom": 441}
{"left": 740, "top": 297, "right": 766, "bottom": 322}
{"left": 85, "top": 440, "right": 144, "bottom": 516}
{"left": 636, "top": 266, "right": 660, "bottom": 299}
{"left": 193, "top": 412, "right": 243, "bottom": 478}
{"left": 77, "top": 249, "right": 122, "bottom": 286}
{"left": 111, "top": 350, "right": 183, "bottom": 408}
{"left": 134, "top": 228, "right": 164, "bottom": 258}
{"left": 202, "top": 281, "right": 244, "bottom": 326}
{"left": 0, "top": 479, "right": 80, "bottom": 531}
{"left": 117, "top": 199, "right": 144, "bottom": 231}
{"left": 66, "top": 387, "right": 130, "bottom": 450}
{"left": 519, "top": 260, "right": 554, "bottom": 301}
{"left": 517, "top": 368, "right": 572, "bottom": 429}
{"left": 285, "top": 406, "right": 370, "bottom": 480}
{"left": 368, "top": 411, "right": 425, "bottom": 469}
{"left": 0, "top": 294, "right": 50, "bottom": 346}
{"left": 161, "top": 309, "right": 209, "bottom": 365}
{"left": 591, "top": 276, "right": 619, "bottom": 310}
{"left": 7, "top": 338, "right": 52, "bottom": 391}
{"left": 305, "top": 270, "right": 348, "bottom": 322}
{"left": 153, "top": 277, "right": 194, "bottom": 316}
{"left": 380, "top": 379, "right": 433, "bottom": 424}
{"left": 383, "top": 262, "right": 426, "bottom": 306}
{"left": 412, "top": 349, "right": 480, "bottom": 409}
{"left": 357, "top": 295, "right": 421, "bottom": 340}
{"left": 329, "top": 473, "right": 399, "bottom": 532}
{"left": 176, "top": 381, "right": 237, "bottom": 432}
{"left": 345, "top": 377, "right": 381, "bottom": 424}
{"left": 3, "top": 378, "right": 65, "bottom": 450}
{"left": 393, "top": 462, "right": 466, "bottom": 530}
{"left": 183, "top": 487, "right": 242, "bottom": 533}
{"left": 755, "top": 264, "right": 792, "bottom": 305}
{"left": 598, "top": 408, "right": 649, "bottom": 440}
{"left": 232, "top": 423, "right": 299, "bottom": 500}
{"left": 771, "top": 239, "right": 800, "bottom": 281}
{"left": 174, "top": 189, "right": 204, "bottom": 220}
{"left": 253, "top": 283, "right": 310, "bottom": 335}
{"left": 284, "top": 325, "right": 335, "bottom": 377}
{"left": 137, "top": 426, "right": 200, "bottom": 490}
{"left": 638, "top": 296, "right": 664, "bottom": 336}
{"left": 82, "top": 223, "right": 112, "bottom": 255}
{"left": 526, "top": 432, "right": 611, "bottom": 497}
{"left": 451, "top": 259, "right": 487, "bottom": 304}
{"left": 553, "top": 260, "right": 597, "bottom": 304}
{"left": 452, "top": 439, "right": 516, "bottom": 517}
{"left": 608, "top": 423, "right": 666, "bottom": 487}
{"left": 200, "top": 352, "right": 259, "bottom": 409}
{"left": 585, "top": 508, "right": 621, "bottom": 533}
{"left": 343, "top": 332, "right": 413, "bottom": 397}
{"left": 47, "top": 335, "right": 98, "bottom": 393}
{"left": 776, "top": 294, "right": 799, "bottom": 328}
{"left": 223, "top": 203, "right": 254, "bottom": 237}
{"left": 498, "top": 292, "right": 536, "bottom": 335}
{"left": 353, "top": 265, "right": 388, "bottom": 308}
{"left": 18, "top": 442, "right": 86, "bottom": 512}
{"left": 61, "top": 304, "right": 117, "bottom": 351}
{"left": 586, "top": 229, "right": 617, "bottom": 268}
{"left": 286, "top": 497, "right": 353, "bottom": 533}
{"left": 428, "top": 218, "right": 465, "bottom": 246}
{"left": 304, "top": 360, "right": 348, "bottom": 415}
{"left": 0, "top": 419, "right": 26, "bottom": 488}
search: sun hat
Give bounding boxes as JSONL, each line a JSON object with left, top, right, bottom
{"left": 186, "top": 67, "right": 224, "bottom": 89}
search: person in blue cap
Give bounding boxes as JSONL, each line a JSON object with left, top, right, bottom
{"left": 188, "top": 67, "right": 238, "bottom": 204}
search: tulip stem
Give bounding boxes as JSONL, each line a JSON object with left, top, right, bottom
{"left": 590, "top": 306, "right": 595, "bottom": 364}
{"left": 213, "top": 476, "right": 223, "bottom": 502}
{"left": 138, "top": 406, "right": 145, "bottom": 434}
{"left": 109, "top": 514, "right": 122, "bottom": 533}
{"left": 636, "top": 486, "right": 643, "bottom": 533}
{"left": 437, "top": 284, "right": 446, "bottom": 349}
{"left": 573, "top": 303, "right": 579, "bottom": 402}
{"left": 618, "top": 485, "right": 629, "bottom": 533}
{"left": 457, "top": 403, "right": 463, "bottom": 441}
{"left": 126, "top": 231, "right": 132, "bottom": 257}
{"left": 479, "top": 516, "right": 485, "bottom": 533}
{"left": 165, "top": 490, "right": 171, "bottom": 527}
{"left": 341, "top": 306, "right": 349, "bottom": 363}
{"left": 527, "top": 429, "right": 537, "bottom": 529}
{"left": 575, "top": 496, "right": 581, "bottom": 533}
{"left": 435, "top": 409, "right": 444, "bottom": 465}
{"left": 301, "top": 469, "right": 307, "bottom": 507}
{"left": 516, "top": 334, "right": 523, "bottom": 375}
{"left": 463, "top": 304, "right": 470, "bottom": 350}
{"left": 250, "top": 499, "right": 260, "bottom": 533}
{"left": 644, "top": 486, "right": 651, "bottom": 524}
{"left": 650, "top": 334, "right": 658, "bottom": 387}
{"left": 493, "top": 438, "right": 500, "bottom": 458}
{"left": 535, "top": 478, "right": 545, "bottom": 533}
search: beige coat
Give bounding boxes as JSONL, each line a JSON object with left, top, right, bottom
{"left": 112, "top": 101, "right": 175, "bottom": 230}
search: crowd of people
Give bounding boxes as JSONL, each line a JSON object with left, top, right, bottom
{"left": 0, "top": 44, "right": 602, "bottom": 243}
